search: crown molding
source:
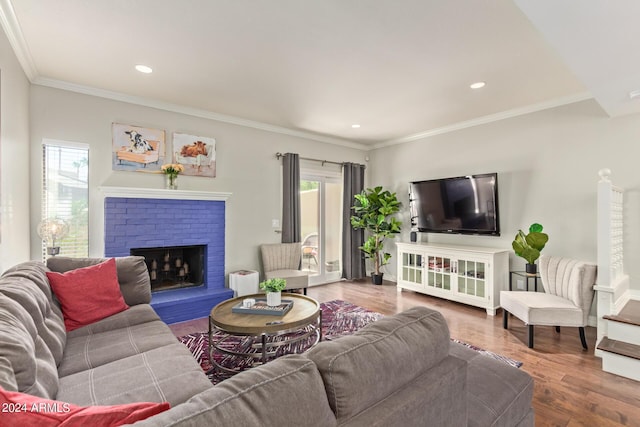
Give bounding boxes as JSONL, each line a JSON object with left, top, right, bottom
{"left": 371, "top": 91, "right": 594, "bottom": 150}
{"left": 0, "top": 0, "right": 37, "bottom": 80}
{"left": 32, "top": 76, "right": 369, "bottom": 151}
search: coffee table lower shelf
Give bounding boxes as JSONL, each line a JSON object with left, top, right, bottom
{"left": 208, "top": 321, "right": 321, "bottom": 375}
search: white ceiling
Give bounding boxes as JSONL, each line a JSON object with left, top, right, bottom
{"left": 1, "top": 0, "right": 637, "bottom": 148}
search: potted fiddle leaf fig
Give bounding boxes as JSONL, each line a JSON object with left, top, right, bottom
{"left": 512, "top": 223, "right": 549, "bottom": 274}
{"left": 350, "top": 186, "right": 402, "bottom": 285}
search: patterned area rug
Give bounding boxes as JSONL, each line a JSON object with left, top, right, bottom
{"left": 177, "top": 300, "right": 521, "bottom": 385}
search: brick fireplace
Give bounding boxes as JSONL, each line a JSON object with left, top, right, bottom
{"left": 101, "top": 187, "right": 234, "bottom": 323}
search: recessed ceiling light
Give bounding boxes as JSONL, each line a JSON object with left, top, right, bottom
{"left": 470, "top": 81, "right": 486, "bottom": 89}
{"left": 135, "top": 64, "right": 153, "bottom": 74}
{"left": 351, "top": 124, "right": 361, "bottom": 129}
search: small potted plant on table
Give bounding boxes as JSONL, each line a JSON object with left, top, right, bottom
{"left": 260, "top": 278, "right": 287, "bottom": 306}
{"left": 512, "top": 223, "right": 549, "bottom": 274}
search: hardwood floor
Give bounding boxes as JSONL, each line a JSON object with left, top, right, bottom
{"left": 168, "top": 280, "right": 640, "bottom": 427}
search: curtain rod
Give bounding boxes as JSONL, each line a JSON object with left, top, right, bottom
{"left": 275, "top": 152, "right": 365, "bottom": 168}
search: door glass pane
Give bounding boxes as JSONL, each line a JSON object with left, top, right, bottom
{"left": 300, "top": 176, "right": 342, "bottom": 283}
{"left": 301, "top": 180, "right": 319, "bottom": 274}
{"left": 324, "top": 181, "right": 342, "bottom": 274}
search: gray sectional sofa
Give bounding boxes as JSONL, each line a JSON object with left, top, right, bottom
{"left": 0, "top": 256, "right": 534, "bottom": 426}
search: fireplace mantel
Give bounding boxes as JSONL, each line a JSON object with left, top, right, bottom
{"left": 99, "top": 186, "right": 232, "bottom": 201}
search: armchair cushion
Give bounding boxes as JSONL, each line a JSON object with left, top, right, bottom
{"left": 265, "top": 269, "right": 309, "bottom": 289}
{"left": 500, "top": 291, "right": 583, "bottom": 326}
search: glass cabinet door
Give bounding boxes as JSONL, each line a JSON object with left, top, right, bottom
{"left": 426, "top": 255, "right": 451, "bottom": 290}
{"left": 457, "top": 259, "right": 486, "bottom": 298}
{"left": 401, "top": 252, "right": 423, "bottom": 285}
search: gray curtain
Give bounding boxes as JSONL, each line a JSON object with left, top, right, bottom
{"left": 282, "top": 153, "right": 301, "bottom": 243}
{"left": 342, "top": 162, "right": 366, "bottom": 279}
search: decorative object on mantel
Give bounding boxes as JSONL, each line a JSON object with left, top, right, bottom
{"left": 37, "top": 218, "right": 69, "bottom": 256}
{"left": 350, "top": 186, "right": 402, "bottom": 285}
{"left": 112, "top": 123, "right": 165, "bottom": 172}
{"left": 512, "top": 223, "right": 549, "bottom": 274}
{"left": 259, "top": 278, "right": 287, "bottom": 306}
{"left": 161, "top": 163, "right": 184, "bottom": 190}
{"left": 173, "top": 133, "right": 216, "bottom": 177}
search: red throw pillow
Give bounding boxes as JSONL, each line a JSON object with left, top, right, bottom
{"left": 0, "top": 387, "right": 170, "bottom": 427}
{"left": 46, "top": 258, "right": 129, "bottom": 331}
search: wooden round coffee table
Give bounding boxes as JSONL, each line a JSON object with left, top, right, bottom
{"left": 208, "top": 293, "right": 321, "bottom": 374}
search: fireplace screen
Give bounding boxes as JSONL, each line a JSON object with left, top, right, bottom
{"left": 131, "top": 245, "right": 205, "bottom": 292}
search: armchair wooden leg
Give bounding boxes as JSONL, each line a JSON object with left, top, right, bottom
{"left": 303, "top": 288, "right": 307, "bottom": 296}
{"left": 528, "top": 325, "right": 534, "bottom": 348}
{"left": 579, "top": 327, "right": 588, "bottom": 351}
{"left": 555, "top": 326, "right": 561, "bottom": 333}
{"left": 503, "top": 309, "right": 509, "bottom": 329}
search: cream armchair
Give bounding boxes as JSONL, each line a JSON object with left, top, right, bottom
{"left": 501, "top": 255, "right": 597, "bottom": 350}
{"left": 260, "top": 242, "right": 309, "bottom": 295}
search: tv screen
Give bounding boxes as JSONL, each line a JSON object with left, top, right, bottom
{"left": 409, "top": 173, "right": 500, "bottom": 235}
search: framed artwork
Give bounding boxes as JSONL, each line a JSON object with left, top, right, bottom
{"left": 172, "top": 133, "right": 216, "bottom": 177}
{"left": 112, "top": 123, "right": 165, "bottom": 172}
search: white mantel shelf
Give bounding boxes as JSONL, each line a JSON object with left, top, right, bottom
{"left": 99, "top": 186, "right": 232, "bottom": 201}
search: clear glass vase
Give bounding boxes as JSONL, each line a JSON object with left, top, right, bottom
{"left": 165, "top": 174, "right": 178, "bottom": 190}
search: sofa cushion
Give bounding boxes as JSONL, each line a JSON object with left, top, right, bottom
{"left": 306, "top": 306, "right": 450, "bottom": 422}
{"left": 57, "top": 343, "right": 212, "bottom": 407}
{"left": 128, "top": 354, "right": 338, "bottom": 427}
{"left": 66, "top": 304, "right": 161, "bottom": 339}
{"left": 0, "top": 357, "right": 18, "bottom": 391}
{"left": 46, "top": 258, "right": 129, "bottom": 332}
{"left": 0, "top": 261, "right": 66, "bottom": 366}
{"left": 59, "top": 319, "right": 182, "bottom": 377}
{"left": 449, "top": 342, "right": 534, "bottom": 427}
{"left": 0, "top": 294, "right": 59, "bottom": 399}
{"left": 47, "top": 256, "right": 152, "bottom": 306}
{"left": 339, "top": 356, "right": 468, "bottom": 427}
{"left": 0, "top": 386, "right": 170, "bottom": 427}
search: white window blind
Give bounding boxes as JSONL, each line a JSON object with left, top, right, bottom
{"left": 42, "top": 142, "right": 89, "bottom": 260}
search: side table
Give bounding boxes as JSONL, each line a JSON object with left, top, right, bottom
{"left": 509, "top": 271, "right": 540, "bottom": 291}
{"left": 229, "top": 270, "right": 259, "bottom": 296}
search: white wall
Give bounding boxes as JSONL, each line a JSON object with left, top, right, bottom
{"left": 28, "top": 86, "right": 367, "bottom": 278}
{"left": 0, "top": 26, "right": 31, "bottom": 272}
{"left": 368, "top": 99, "right": 640, "bottom": 290}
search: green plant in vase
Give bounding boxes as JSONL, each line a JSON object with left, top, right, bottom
{"left": 350, "top": 186, "right": 402, "bottom": 285}
{"left": 259, "top": 278, "right": 287, "bottom": 306}
{"left": 512, "top": 223, "right": 549, "bottom": 274}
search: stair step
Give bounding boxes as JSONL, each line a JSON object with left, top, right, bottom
{"left": 603, "top": 300, "right": 640, "bottom": 326}
{"left": 597, "top": 337, "right": 640, "bottom": 361}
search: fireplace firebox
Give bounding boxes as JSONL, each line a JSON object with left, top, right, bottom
{"left": 131, "top": 245, "right": 205, "bottom": 292}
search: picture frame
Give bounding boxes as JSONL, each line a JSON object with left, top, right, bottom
{"left": 112, "top": 123, "right": 166, "bottom": 172}
{"left": 172, "top": 133, "right": 216, "bottom": 177}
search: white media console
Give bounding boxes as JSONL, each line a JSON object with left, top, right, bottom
{"left": 396, "top": 242, "right": 509, "bottom": 315}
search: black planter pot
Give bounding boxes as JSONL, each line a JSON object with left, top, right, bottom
{"left": 525, "top": 263, "right": 537, "bottom": 275}
{"left": 371, "top": 273, "right": 384, "bottom": 285}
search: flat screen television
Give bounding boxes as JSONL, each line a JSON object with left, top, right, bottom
{"left": 409, "top": 173, "right": 500, "bottom": 236}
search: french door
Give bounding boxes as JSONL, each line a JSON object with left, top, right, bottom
{"left": 300, "top": 171, "right": 342, "bottom": 285}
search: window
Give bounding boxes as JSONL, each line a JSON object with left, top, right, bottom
{"left": 41, "top": 141, "right": 89, "bottom": 259}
